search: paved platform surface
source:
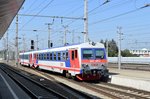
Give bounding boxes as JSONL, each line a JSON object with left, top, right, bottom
{"left": 0, "top": 67, "right": 30, "bottom": 99}
{"left": 109, "top": 68, "right": 150, "bottom": 92}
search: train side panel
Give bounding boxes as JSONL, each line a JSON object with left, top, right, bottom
{"left": 19, "top": 42, "right": 108, "bottom": 81}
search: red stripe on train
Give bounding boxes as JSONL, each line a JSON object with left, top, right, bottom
{"left": 81, "top": 59, "right": 107, "bottom": 63}
{"left": 21, "top": 62, "right": 80, "bottom": 72}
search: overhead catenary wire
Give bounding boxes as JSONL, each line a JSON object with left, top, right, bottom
{"left": 90, "top": 0, "right": 133, "bottom": 16}
{"left": 63, "top": 0, "right": 93, "bottom": 16}
{"left": 23, "top": 0, "right": 37, "bottom": 14}
{"left": 90, "top": 4, "right": 150, "bottom": 26}
{"left": 88, "top": 0, "right": 110, "bottom": 15}
{"left": 19, "top": 0, "right": 55, "bottom": 30}
{"left": 18, "top": 14, "right": 84, "bottom": 20}
{"left": 72, "top": 4, "right": 150, "bottom": 31}
{"left": 65, "top": 0, "right": 111, "bottom": 26}
{"left": 7, "top": 0, "right": 150, "bottom": 50}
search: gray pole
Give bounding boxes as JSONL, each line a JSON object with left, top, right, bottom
{"left": 15, "top": 14, "right": 19, "bottom": 66}
{"left": 106, "top": 39, "right": 108, "bottom": 58}
{"left": 84, "top": 0, "right": 88, "bottom": 42}
{"left": 6, "top": 31, "right": 9, "bottom": 62}
{"left": 46, "top": 23, "right": 52, "bottom": 48}
{"left": 63, "top": 25, "right": 68, "bottom": 45}
{"left": 36, "top": 34, "right": 39, "bottom": 50}
{"left": 72, "top": 30, "right": 74, "bottom": 44}
{"left": 117, "top": 27, "right": 123, "bottom": 70}
{"left": 78, "top": 36, "right": 81, "bottom": 43}
{"left": 22, "top": 34, "right": 24, "bottom": 52}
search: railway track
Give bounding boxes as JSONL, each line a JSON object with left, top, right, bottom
{"left": 86, "top": 83, "right": 150, "bottom": 99}
{"left": 35, "top": 68, "right": 150, "bottom": 99}
{"left": 3, "top": 63, "right": 150, "bottom": 99}
{"left": 0, "top": 63, "right": 96, "bottom": 99}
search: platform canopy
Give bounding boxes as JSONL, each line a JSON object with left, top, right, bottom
{"left": 0, "top": 0, "right": 25, "bottom": 39}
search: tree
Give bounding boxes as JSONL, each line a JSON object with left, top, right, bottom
{"left": 100, "top": 39, "right": 137, "bottom": 57}
{"left": 100, "top": 39, "right": 118, "bottom": 57}
{"left": 108, "top": 39, "right": 118, "bottom": 57}
{"left": 121, "top": 49, "right": 137, "bottom": 57}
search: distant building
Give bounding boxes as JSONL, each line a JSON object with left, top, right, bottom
{"left": 0, "top": 50, "right": 15, "bottom": 60}
{"left": 130, "top": 48, "right": 150, "bottom": 57}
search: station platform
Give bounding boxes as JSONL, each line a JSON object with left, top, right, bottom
{"left": 108, "top": 68, "right": 150, "bottom": 92}
{"left": 0, "top": 68, "right": 30, "bottom": 99}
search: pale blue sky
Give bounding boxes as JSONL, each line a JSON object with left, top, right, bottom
{"left": 1, "top": 0, "right": 150, "bottom": 51}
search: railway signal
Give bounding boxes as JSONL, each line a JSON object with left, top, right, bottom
{"left": 31, "top": 40, "right": 34, "bottom": 50}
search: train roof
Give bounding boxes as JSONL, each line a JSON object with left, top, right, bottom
{"left": 20, "top": 42, "right": 105, "bottom": 54}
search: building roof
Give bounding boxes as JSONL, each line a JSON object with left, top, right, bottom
{"left": 0, "top": 0, "right": 25, "bottom": 39}
{"left": 141, "top": 48, "right": 148, "bottom": 50}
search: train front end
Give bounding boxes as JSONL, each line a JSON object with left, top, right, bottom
{"left": 76, "top": 43, "right": 109, "bottom": 81}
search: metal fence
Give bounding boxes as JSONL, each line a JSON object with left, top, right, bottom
{"left": 108, "top": 57, "right": 150, "bottom": 64}
{"left": 0, "top": 50, "right": 15, "bottom": 60}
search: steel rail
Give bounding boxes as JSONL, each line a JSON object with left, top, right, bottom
{"left": 0, "top": 65, "right": 67, "bottom": 99}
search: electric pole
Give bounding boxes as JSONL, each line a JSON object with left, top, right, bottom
{"left": 22, "top": 34, "right": 25, "bottom": 52}
{"left": 15, "top": 14, "right": 19, "bottom": 66}
{"left": 84, "top": 0, "right": 88, "bottom": 42}
{"left": 33, "top": 30, "right": 39, "bottom": 50}
{"left": 36, "top": 34, "right": 39, "bottom": 50}
{"left": 117, "top": 27, "right": 123, "bottom": 70}
{"left": 78, "top": 36, "right": 81, "bottom": 43}
{"left": 6, "top": 31, "right": 9, "bottom": 62}
{"left": 106, "top": 39, "right": 108, "bottom": 58}
{"left": 63, "top": 25, "right": 68, "bottom": 45}
{"left": 72, "top": 30, "right": 74, "bottom": 44}
{"left": 45, "top": 23, "right": 52, "bottom": 48}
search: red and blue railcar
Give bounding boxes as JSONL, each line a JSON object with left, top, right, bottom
{"left": 19, "top": 42, "right": 108, "bottom": 81}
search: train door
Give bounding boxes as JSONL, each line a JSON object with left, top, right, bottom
{"left": 65, "top": 51, "right": 70, "bottom": 67}
{"left": 33, "top": 54, "right": 37, "bottom": 64}
{"left": 69, "top": 50, "right": 79, "bottom": 69}
{"left": 29, "top": 54, "right": 32, "bottom": 64}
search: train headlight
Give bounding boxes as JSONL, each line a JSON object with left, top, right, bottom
{"left": 82, "top": 64, "right": 86, "bottom": 68}
{"left": 101, "top": 64, "right": 107, "bottom": 69}
{"left": 82, "top": 64, "right": 90, "bottom": 70}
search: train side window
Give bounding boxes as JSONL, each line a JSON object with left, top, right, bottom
{"left": 54, "top": 52, "right": 56, "bottom": 60}
{"left": 58, "top": 52, "right": 61, "bottom": 61}
{"left": 41, "top": 54, "right": 43, "bottom": 60}
{"left": 44, "top": 53, "right": 46, "bottom": 60}
{"left": 62, "top": 52, "right": 66, "bottom": 60}
{"left": 47, "top": 53, "right": 49, "bottom": 60}
{"left": 66, "top": 52, "right": 68, "bottom": 60}
{"left": 75, "top": 50, "right": 77, "bottom": 58}
{"left": 40, "top": 54, "right": 41, "bottom": 60}
{"left": 25, "top": 55, "right": 26, "bottom": 59}
{"left": 72, "top": 51, "right": 74, "bottom": 60}
{"left": 50, "top": 53, "right": 52, "bottom": 60}
{"left": 37, "top": 54, "right": 38, "bottom": 59}
{"left": 39, "top": 54, "right": 41, "bottom": 60}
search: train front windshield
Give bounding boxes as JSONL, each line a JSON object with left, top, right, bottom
{"left": 82, "top": 49, "right": 105, "bottom": 59}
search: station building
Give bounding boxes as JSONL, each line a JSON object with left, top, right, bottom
{"left": 130, "top": 48, "right": 150, "bottom": 57}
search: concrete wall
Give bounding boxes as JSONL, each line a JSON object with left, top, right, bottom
{"left": 110, "top": 75, "right": 150, "bottom": 91}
